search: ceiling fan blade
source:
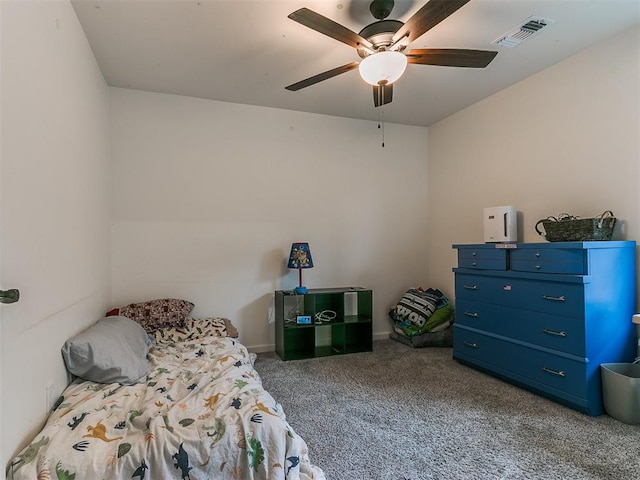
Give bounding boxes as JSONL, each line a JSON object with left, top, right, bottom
{"left": 407, "top": 48, "right": 497, "bottom": 68}
{"left": 373, "top": 83, "right": 393, "bottom": 107}
{"left": 285, "top": 62, "right": 360, "bottom": 91}
{"left": 393, "top": 0, "right": 470, "bottom": 44}
{"left": 289, "top": 8, "right": 373, "bottom": 50}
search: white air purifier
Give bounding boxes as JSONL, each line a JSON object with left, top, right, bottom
{"left": 483, "top": 206, "right": 517, "bottom": 243}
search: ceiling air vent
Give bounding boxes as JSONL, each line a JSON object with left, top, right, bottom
{"left": 492, "top": 16, "right": 556, "bottom": 48}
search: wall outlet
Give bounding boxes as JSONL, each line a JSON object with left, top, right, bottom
{"left": 45, "top": 380, "right": 55, "bottom": 412}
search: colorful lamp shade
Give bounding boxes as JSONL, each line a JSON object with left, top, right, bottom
{"left": 287, "top": 242, "right": 314, "bottom": 294}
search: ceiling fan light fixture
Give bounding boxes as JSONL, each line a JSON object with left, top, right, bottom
{"left": 359, "top": 51, "right": 407, "bottom": 86}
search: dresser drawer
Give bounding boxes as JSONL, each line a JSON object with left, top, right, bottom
{"left": 455, "top": 273, "right": 585, "bottom": 318}
{"left": 453, "top": 327, "right": 587, "bottom": 398}
{"left": 456, "top": 247, "right": 507, "bottom": 271}
{"left": 455, "top": 298, "right": 586, "bottom": 356}
{"left": 510, "top": 247, "right": 587, "bottom": 274}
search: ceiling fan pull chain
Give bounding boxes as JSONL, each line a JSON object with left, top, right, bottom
{"left": 378, "top": 108, "right": 385, "bottom": 148}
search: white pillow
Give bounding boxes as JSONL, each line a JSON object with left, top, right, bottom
{"left": 62, "top": 316, "right": 153, "bottom": 385}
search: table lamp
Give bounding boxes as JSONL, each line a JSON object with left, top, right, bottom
{"left": 287, "top": 242, "right": 313, "bottom": 294}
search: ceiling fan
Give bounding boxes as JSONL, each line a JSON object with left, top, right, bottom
{"left": 285, "top": 0, "right": 497, "bottom": 107}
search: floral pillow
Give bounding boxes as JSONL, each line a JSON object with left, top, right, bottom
{"left": 153, "top": 317, "right": 239, "bottom": 344}
{"left": 106, "top": 298, "right": 194, "bottom": 333}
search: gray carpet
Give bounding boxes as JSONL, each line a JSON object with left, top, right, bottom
{"left": 255, "top": 339, "right": 639, "bottom": 480}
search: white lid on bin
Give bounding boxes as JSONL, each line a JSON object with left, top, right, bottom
{"left": 633, "top": 314, "right": 640, "bottom": 325}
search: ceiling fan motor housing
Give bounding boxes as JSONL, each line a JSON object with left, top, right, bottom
{"left": 357, "top": 19, "right": 404, "bottom": 58}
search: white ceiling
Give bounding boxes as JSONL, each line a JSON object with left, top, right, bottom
{"left": 71, "top": 0, "right": 640, "bottom": 127}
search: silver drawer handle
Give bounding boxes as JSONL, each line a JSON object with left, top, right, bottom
{"left": 463, "top": 341, "right": 478, "bottom": 348}
{"left": 463, "top": 311, "right": 479, "bottom": 318}
{"left": 542, "top": 366, "right": 565, "bottom": 377}
{"left": 542, "top": 328, "right": 566, "bottom": 337}
{"left": 463, "top": 284, "right": 479, "bottom": 290}
{"left": 542, "top": 294, "right": 566, "bottom": 302}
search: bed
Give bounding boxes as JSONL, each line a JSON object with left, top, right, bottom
{"left": 7, "top": 299, "right": 325, "bottom": 480}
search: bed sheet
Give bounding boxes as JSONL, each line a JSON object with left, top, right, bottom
{"left": 8, "top": 332, "right": 324, "bottom": 480}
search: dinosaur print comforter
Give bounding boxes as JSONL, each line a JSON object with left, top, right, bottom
{"left": 8, "top": 331, "right": 325, "bottom": 480}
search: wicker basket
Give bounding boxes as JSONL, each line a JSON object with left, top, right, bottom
{"left": 535, "top": 211, "right": 616, "bottom": 242}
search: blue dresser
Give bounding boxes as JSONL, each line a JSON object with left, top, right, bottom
{"left": 452, "top": 241, "right": 636, "bottom": 415}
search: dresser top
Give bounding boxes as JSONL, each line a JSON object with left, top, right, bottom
{"left": 453, "top": 241, "right": 636, "bottom": 250}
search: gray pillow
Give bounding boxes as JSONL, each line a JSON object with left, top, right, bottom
{"left": 62, "top": 316, "right": 153, "bottom": 385}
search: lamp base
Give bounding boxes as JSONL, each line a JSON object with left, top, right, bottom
{"left": 294, "top": 286, "right": 308, "bottom": 294}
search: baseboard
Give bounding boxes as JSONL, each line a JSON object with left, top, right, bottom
{"left": 373, "top": 331, "right": 391, "bottom": 341}
{"left": 246, "top": 344, "right": 275, "bottom": 354}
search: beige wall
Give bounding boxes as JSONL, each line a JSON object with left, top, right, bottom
{"left": 109, "top": 88, "right": 429, "bottom": 351}
{"left": 1, "top": 0, "right": 111, "bottom": 466}
{"left": 2, "top": 0, "right": 638, "bottom": 472}
{"left": 426, "top": 25, "right": 640, "bottom": 306}
{"left": 0, "top": 0, "right": 4, "bottom": 466}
